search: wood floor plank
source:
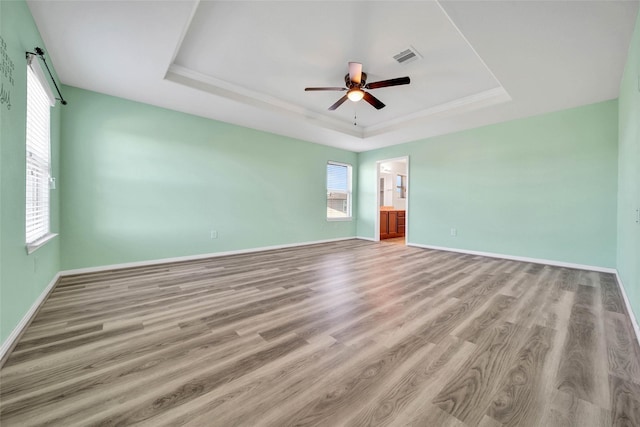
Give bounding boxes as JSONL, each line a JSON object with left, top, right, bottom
{"left": 604, "top": 311, "right": 640, "bottom": 384}
{"left": 4, "top": 323, "right": 145, "bottom": 366}
{"left": 599, "top": 273, "right": 625, "bottom": 314}
{"left": 431, "top": 322, "right": 526, "bottom": 425}
{"left": 139, "top": 336, "right": 348, "bottom": 426}
{"left": 609, "top": 374, "right": 640, "bottom": 426}
{"left": 88, "top": 335, "right": 309, "bottom": 426}
{"left": 419, "top": 273, "right": 512, "bottom": 345}
{"left": 503, "top": 266, "right": 559, "bottom": 328}
{"left": 0, "top": 329, "right": 248, "bottom": 421}
{"left": 11, "top": 324, "right": 104, "bottom": 352}
{"left": 453, "top": 294, "right": 517, "bottom": 344}
{"left": 485, "top": 324, "right": 556, "bottom": 426}
{"left": 541, "top": 389, "right": 611, "bottom": 427}
{"left": 188, "top": 339, "right": 385, "bottom": 427}
{"left": 1, "top": 239, "right": 638, "bottom": 426}
{"left": 344, "top": 335, "right": 475, "bottom": 427}
{"left": 556, "top": 285, "right": 611, "bottom": 409}
{"left": 532, "top": 272, "right": 567, "bottom": 330}
{"left": 403, "top": 404, "right": 467, "bottom": 427}
{"left": 265, "top": 333, "right": 438, "bottom": 426}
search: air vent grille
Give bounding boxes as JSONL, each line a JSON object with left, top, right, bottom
{"left": 393, "top": 46, "right": 421, "bottom": 64}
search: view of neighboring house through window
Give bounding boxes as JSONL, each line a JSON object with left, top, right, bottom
{"left": 25, "top": 57, "right": 54, "bottom": 249}
{"left": 326, "top": 162, "right": 352, "bottom": 219}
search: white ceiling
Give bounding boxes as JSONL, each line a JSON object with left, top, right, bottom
{"left": 27, "top": 1, "right": 639, "bottom": 152}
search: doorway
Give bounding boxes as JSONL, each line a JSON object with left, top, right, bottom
{"left": 375, "top": 157, "right": 409, "bottom": 244}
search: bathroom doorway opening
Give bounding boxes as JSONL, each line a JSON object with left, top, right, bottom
{"left": 375, "top": 157, "right": 409, "bottom": 244}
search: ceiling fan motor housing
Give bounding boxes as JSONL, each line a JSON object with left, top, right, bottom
{"left": 345, "top": 72, "right": 367, "bottom": 88}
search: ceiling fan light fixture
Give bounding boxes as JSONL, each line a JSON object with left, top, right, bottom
{"left": 347, "top": 88, "right": 364, "bottom": 102}
{"left": 305, "top": 62, "right": 410, "bottom": 110}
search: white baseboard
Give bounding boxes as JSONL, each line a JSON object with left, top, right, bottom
{"left": 61, "top": 237, "right": 357, "bottom": 276}
{"left": 0, "top": 272, "right": 61, "bottom": 367}
{"left": 406, "top": 242, "right": 617, "bottom": 274}
{"left": 615, "top": 272, "right": 640, "bottom": 348}
{"left": 356, "top": 236, "right": 376, "bottom": 242}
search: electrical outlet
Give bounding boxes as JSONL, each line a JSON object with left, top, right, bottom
{"left": 450, "top": 228, "right": 457, "bottom": 237}
{"left": 210, "top": 230, "right": 218, "bottom": 239}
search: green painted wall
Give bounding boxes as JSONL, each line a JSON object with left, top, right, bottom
{"left": 0, "top": 1, "right": 61, "bottom": 344}
{"left": 617, "top": 10, "right": 640, "bottom": 321}
{"left": 358, "top": 101, "right": 619, "bottom": 268}
{"left": 59, "top": 86, "right": 357, "bottom": 270}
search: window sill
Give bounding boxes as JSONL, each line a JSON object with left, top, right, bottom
{"left": 327, "top": 217, "right": 353, "bottom": 222}
{"left": 26, "top": 233, "right": 58, "bottom": 255}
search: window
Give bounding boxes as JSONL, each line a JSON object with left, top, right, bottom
{"left": 396, "top": 174, "right": 407, "bottom": 199}
{"left": 327, "top": 162, "right": 352, "bottom": 220}
{"left": 25, "top": 57, "right": 55, "bottom": 250}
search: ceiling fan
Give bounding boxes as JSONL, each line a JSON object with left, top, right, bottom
{"left": 305, "top": 62, "right": 410, "bottom": 111}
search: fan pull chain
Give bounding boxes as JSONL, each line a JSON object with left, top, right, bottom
{"left": 354, "top": 111, "right": 357, "bottom": 126}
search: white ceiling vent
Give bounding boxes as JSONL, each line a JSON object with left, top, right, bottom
{"left": 393, "top": 46, "right": 422, "bottom": 65}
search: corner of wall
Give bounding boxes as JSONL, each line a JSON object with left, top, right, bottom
{"left": 616, "top": 6, "right": 640, "bottom": 329}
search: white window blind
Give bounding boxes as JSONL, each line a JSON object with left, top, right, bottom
{"left": 25, "top": 59, "right": 54, "bottom": 245}
{"left": 327, "top": 162, "right": 352, "bottom": 219}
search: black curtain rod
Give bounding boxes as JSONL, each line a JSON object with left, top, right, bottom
{"left": 26, "top": 47, "right": 67, "bottom": 106}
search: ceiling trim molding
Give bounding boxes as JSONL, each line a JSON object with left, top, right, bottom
{"left": 163, "top": 0, "right": 512, "bottom": 141}
{"left": 166, "top": 63, "right": 512, "bottom": 141}
{"left": 164, "top": 0, "right": 201, "bottom": 72}
{"left": 165, "top": 64, "right": 363, "bottom": 138}
{"left": 363, "top": 87, "right": 512, "bottom": 138}
{"left": 435, "top": 0, "right": 505, "bottom": 92}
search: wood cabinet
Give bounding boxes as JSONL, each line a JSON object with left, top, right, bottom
{"left": 380, "top": 211, "right": 389, "bottom": 237}
{"left": 397, "top": 210, "right": 405, "bottom": 236}
{"left": 380, "top": 210, "right": 405, "bottom": 239}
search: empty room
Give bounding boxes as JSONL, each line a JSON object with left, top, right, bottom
{"left": 1, "top": 1, "right": 639, "bottom": 425}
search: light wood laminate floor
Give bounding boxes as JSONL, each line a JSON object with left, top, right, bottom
{"left": 1, "top": 240, "right": 639, "bottom": 426}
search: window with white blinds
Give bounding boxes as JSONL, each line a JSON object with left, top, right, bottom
{"left": 25, "top": 62, "right": 53, "bottom": 245}
{"left": 326, "top": 162, "right": 352, "bottom": 220}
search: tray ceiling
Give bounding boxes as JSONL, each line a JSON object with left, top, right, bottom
{"left": 27, "top": 1, "right": 639, "bottom": 151}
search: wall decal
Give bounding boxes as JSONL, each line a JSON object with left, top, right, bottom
{"left": 0, "top": 36, "right": 15, "bottom": 110}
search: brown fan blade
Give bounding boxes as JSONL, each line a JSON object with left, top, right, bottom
{"left": 328, "top": 94, "right": 349, "bottom": 111}
{"left": 348, "top": 62, "right": 362, "bottom": 84}
{"left": 365, "top": 76, "right": 410, "bottom": 90}
{"left": 305, "top": 87, "right": 347, "bottom": 91}
{"left": 363, "top": 92, "right": 385, "bottom": 110}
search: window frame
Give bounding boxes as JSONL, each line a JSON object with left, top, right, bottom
{"left": 25, "top": 55, "right": 57, "bottom": 254}
{"left": 396, "top": 174, "right": 407, "bottom": 199}
{"left": 326, "top": 161, "right": 353, "bottom": 221}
